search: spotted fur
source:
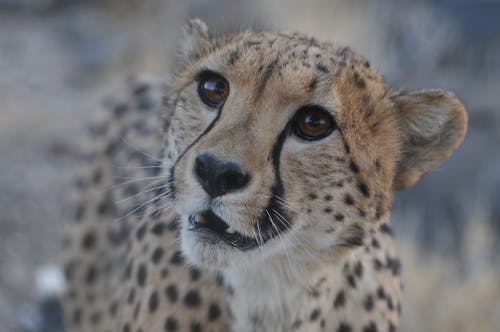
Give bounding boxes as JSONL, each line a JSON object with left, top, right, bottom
{"left": 61, "top": 19, "right": 467, "bottom": 332}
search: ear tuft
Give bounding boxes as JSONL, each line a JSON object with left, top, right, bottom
{"left": 392, "top": 89, "right": 467, "bottom": 190}
{"left": 177, "top": 18, "right": 211, "bottom": 61}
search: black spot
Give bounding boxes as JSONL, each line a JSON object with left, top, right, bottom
{"left": 291, "top": 319, "right": 302, "bottom": 329}
{"left": 81, "top": 231, "right": 97, "bottom": 250}
{"left": 164, "top": 316, "right": 178, "bottom": 331}
{"left": 151, "top": 247, "right": 164, "bottom": 264}
{"left": 90, "top": 312, "right": 101, "bottom": 325}
{"left": 349, "top": 162, "right": 359, "bottom": 173}
{"left": 72, "top": 308, "right": 82, "bottom": 325}
{"left": 310, "top": 308, "right": 321, "bottom": 321}
{"left": 346, "top": 274, "right": 356, "bottom": 288}
{"left": 371, "top": 238, "right": 380, "bottom": 248}
{"left": 215, "top": 273, "right": 225, "bottom": 287}
{"left": 358, "top": 209, "right": 367, "bottom": 218}
{"left": 335, "top": 213, "right": 345, "bottom": 222}
{"left": 184, "top": 289, "right": 201, "bottom": 308}
{"left": 316, "top": 63, "right": 329, "bottom": 74}
{"left": 324, "top": 194, "right": 333, "bottom": 201}
{"left": 107, "top": 228, "right": 128, "bottom": 247}
{"left": 113, "top": 103, "right": 128, "bottom": 118}
{"left": 324, "top": 207, "right": 332, "bottom": 214}
{"left": 105, "top": 139, "right": 119, "bottom": 156}
{"left": 85, "top": 265, "right": 98, "bottom": 284}
{"left": 387, "top": 296, "right": 394, "bottom": 311}
{"left": 309, "top": 76, "right": 319, "bottom": 92}
{"left": 133, "top": 83, "right": 150, "bottom": 96}
{"left": 208, "top": 303, "right": 221, "bottom": 321}
{"left": 309, "top": 193, "right": 318, "bottom": 200}
{"left": 190, "top": 321, "right": 202, "bottom": 332}
{"left": 334, "top": 290, "right": 346, "bottom": 309}
{"left": 353, "top": 72, "right": 366, "bottom": 89}
{"left": 135, "top": 224, "right": 147, "bottom": 241}
{"left": 364, "top": 294, "right": 374, "bottom": 311}
{"left": 109, "top": 301, "right": 118, "bottom": 317}
{"left": 344, "top": 143, "right": 350, "bottom": 154}
{"left": 387, "top": 257, "right": 402, "bottom": 276}
{"left": 123, "top": 261, "right": 133, "bottom": 280}
{"left": 354, "top": 261, "right": 363, "bottom": 278}
{"left": 257, "top": 58, "right": 279, "bottom": 97}
{"left": 341, "top": 224, "right": 364, "bottom": 247}
{"left": 337, "top": 323, "right": 352, "bottom": 332}
{"left": 357, "top": 182, "right": 370, "bottom": 198}
{"left": 377, "top": 286, "right": 386, "bottom": 299}
{"left": 245, "top": 40, "right": 261, "bottom": 48}
{"left": 160, "top": 268, "right": 169, "bottom": 279}
{"left": 375, "top": 202, "right": 384, "bottom": 220}
{"left": 389, "top": 322, "right": 397, "bottom": 332}
{"left": 75, "top": 204, "right": 85, "bottom": 221}
{"left": 165, "top": 284, "right": 178, "bottom": 303}
{"left": 148, "top": 291, "right": 159, "bottom": 312}
{"left": 190, "top": 267, "right": 202, "bottom": 281}
{"left": 344, "top": 194, "right": 355, "bottom": 205}
{"left": 167, "top": 219, "right": 178, "bottom": 232}
{"left": 136, "top": 263, "right": 147, "bottom": 287}
{"left": 127, "top": 287, "right": 135, "bottom": 304}
{"left": 123, "top": 323, "right": 131, "bottom": 332}
{"left": 364, "top": 60, "right": 371, "bottom": 68}
{"left": 150, "top": 222, "right": 166, "bottom": 235}
{"left": 379, "top": 223, "right": 394, "bottom": 236}
{"left": 363, "top": 322, "right": 378, "bottom": 332}
{"left": 97, "top": 196, "right": 113, "bottom": 216}
{"left": 228, "top": 50, "right": 240, "bottom": 65}
{"left": 169, "top": 251, "right": 183, "bottom": 265}
{"left": 92, "top": 168, "right": 102, "bottom": 184}
{"left": 133, "top": 301, "right": 141, "bottom": 319}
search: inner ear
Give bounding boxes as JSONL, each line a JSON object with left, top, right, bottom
{"left": 177, "top": 18, "right": 211, "bottom": 61}
{"left": 392, "top": 89, "right": 467, "bottom": 190}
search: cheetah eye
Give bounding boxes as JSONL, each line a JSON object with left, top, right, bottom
{"left": 293, "top": 106, "right": 336, "bottom": 141}
{"left": 197, "top": 71, "right": 230, "bottom": 108}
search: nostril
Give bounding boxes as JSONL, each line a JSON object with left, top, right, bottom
{"left": 223, "top": 169, "right": 250, "bottom": 190}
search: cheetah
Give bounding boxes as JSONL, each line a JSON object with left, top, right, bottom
{"left": 61, "top": 19, "right": 467, "bottom": 332}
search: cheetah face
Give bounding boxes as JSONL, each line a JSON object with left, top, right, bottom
{"left": 162, "top": 21, "right": 467, "bottom": 270}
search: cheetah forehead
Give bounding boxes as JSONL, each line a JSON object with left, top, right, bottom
{"left": 175, "top": 31, "right": 386, "bottom": 100}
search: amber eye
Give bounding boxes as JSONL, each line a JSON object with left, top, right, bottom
{"left": 294, "top": 106, "right": 336, "bottom": 141}
{"left": 197, "top": 72, "right": 230, "bottom": 108}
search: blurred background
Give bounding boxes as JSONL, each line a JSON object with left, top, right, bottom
{"left": 0, "top": 0, "right": 499, "bottom": 331}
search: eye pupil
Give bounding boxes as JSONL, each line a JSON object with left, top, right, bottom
{"left": 295, "top": 107, "right": 336, "bottom": 141}
{"left": 198, "top": 72, "right": 229, "bottom": 107}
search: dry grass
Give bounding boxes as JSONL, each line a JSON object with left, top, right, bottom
{"left": 398, "top": 220, "right": 500, "bottom": 332}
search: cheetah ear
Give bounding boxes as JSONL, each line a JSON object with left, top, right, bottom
{"left": 177, "top": 19, "right": 211, "bottom": 61}
{"left": 391, "top": 89, "right": 467, "bottom": 190}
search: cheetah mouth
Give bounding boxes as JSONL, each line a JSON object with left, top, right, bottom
{"left": 188, "top": 210, "right": 259, "bottom": 250}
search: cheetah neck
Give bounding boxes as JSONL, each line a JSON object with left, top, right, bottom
{"left": 223, "top": 246, "right": 359, "bottom": 330}
{"left": 222, "top": 220, "right": 399, "bottom": 331}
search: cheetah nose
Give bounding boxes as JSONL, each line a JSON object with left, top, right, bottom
{"left": 194, "top": 152, "right": 250, "bottom": 198}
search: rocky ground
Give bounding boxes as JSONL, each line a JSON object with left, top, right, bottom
{"left": 0, "top": 1, "right": 499, "bottom": 331}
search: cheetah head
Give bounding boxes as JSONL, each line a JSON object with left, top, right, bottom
{"left": 163, "top": 20, "right": 467, "bottom": 270}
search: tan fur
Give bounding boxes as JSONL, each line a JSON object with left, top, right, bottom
{"left": 61, "top": 20, "right": 467, "bottom": 332}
